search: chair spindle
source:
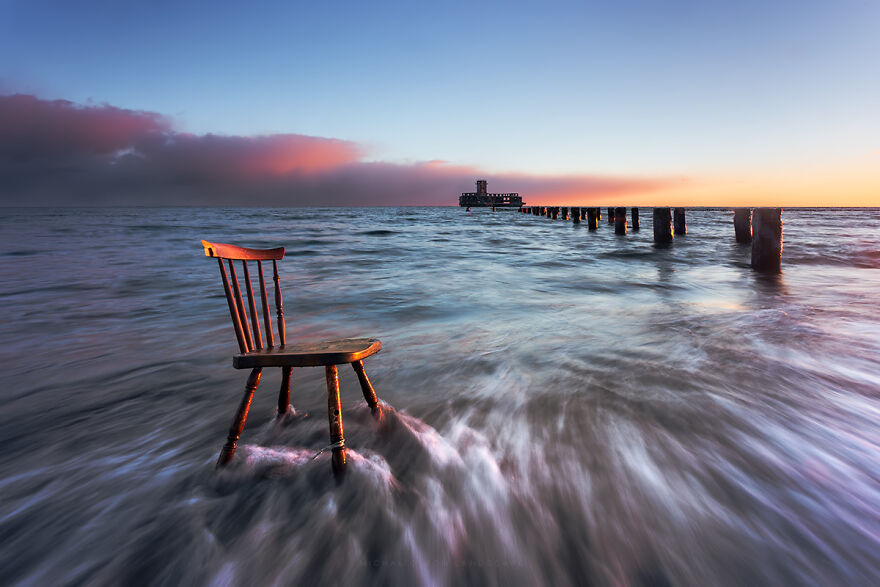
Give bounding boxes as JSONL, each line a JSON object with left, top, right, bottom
{"left": 218, "top": 258, "right": 248, "bottom": 354}
{"left": 242, "top": 261, "right": 263, "bottom": 350}
{"left": 258, "top": 261, "right": 275, "bottom": 348}
{"left": 228, "top": 260, "right": 254, "bottom": 352}
{"left": 273, "top": 260, "right": 286, "bottom": 346}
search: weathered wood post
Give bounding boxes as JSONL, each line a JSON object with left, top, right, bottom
{"left": 552, "top": 207, "right": 559, "bottom": 220}
{"left": 615, "top": 207, "right": 627, "bottom": 235}
{"left": 607, "top": 207, "right": 615, "bottom": 224}
{"left": 572, "top": 207, "right": 580, "bottom": 223}
{"left": 653, "top": 207, "right": 672, "bottom": 244}
{"left": 492, "top": 206, "right": 496, "bottom": 212}
{"left": 734, "top": 208, "right": 752, "bottom": 243}
{"left": 595, "top": 207, "right": 601, "bottom": 221}
{"left": 587, "top": 207, "right": 598, "bottom": 230}
{"left": 751, "top": 208, "right": 782, "bottom": 273}
{"left": 561, "top": 207, "right": 569, "bottom": 220}
{"left": 631, "top": 207, "right": 640, "bottom": 231}
{"left": 581, "top": 208, "right": 587, "bottom": 220}
{"left": 466, "top": 207, "right": 471, "bottom": 212}
{"left": 673, "top": 208, "right": 686, "bottom": 236}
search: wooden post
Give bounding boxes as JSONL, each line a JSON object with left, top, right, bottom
{"left": 572, "top": 207, "right": 580, "bottom": 224}
{"left": 631, "top": 208, "right": 640, "bottom": 231}
{"left": 653, "top": 207, "right": 673, "bottom": 244}
{"left": 561, "top": 207, "right": 569, "bottom": 220}
{"left": 492, "top": 206, "right": 496, "bottom": 212}
{"left": 751, "top": 208, "right": 782, "bottom": 273}
{"left": 734, "top": 208, "right": 752, "bottom": 243}
{"left": 552, "top": 207, "right": 559, "bottom": 220}
{"left": 217, "top": 368, "right": 262, "bottom": 467}
{"left": 615, "top": 207, "right": 627, "bottom": 235}
{"left": 595, "top": 207, "right": 601, "bottom": 221}
{"left": 325, "top": 365, "right": 346, "bottom": 477}
{"left": 673, "top": 208, "right": 686, "bottom": 236}
{"left": 607, "top": 207, "right": 615, "bottom": 223}
{"left": 581, "top": 208, "right": 586, "bottom": 220}
{"left": 587, "top": 208, "right": 598, "bottom": 230}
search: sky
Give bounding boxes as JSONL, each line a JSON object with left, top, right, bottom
{"left": 0, "top": 0, "right": 878, "bottom": 206}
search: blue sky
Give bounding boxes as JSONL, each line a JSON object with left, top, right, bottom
{"left": 1, "top": 0, "right": 879, "bottom": 205}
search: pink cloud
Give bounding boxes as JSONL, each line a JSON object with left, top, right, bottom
{"left": 0, "top": 93, "right": 676, "bottom": 206}
{"left": 0, "top": 94, "right": 168, "bottom": 159}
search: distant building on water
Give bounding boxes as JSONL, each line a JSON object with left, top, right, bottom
{"left": 459, "top": 179, "right": 523, "bottom": 208}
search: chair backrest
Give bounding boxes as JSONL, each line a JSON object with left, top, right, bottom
{"left": 202, "top": 240, "right": 286, "bottom": 354}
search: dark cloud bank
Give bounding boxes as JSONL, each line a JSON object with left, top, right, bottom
{"left": 0, "top": 94, "right": 673, "bottom": 206}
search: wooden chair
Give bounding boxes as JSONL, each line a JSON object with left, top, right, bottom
{"left": 201, "top": 240, "right": 383, "bottom": 474}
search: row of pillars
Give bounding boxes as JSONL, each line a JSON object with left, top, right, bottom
{"left": 520, "top": 206, "right": 640, "bottom": 232}
{"left": 516, "top": 205, "right": 782, "bottom": 273}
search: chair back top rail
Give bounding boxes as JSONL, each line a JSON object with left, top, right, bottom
{"left": 202, "top": 240, "right": 285, "bottom": 261}
{"left": 202, "top": 240, "right": 287, "bottom": 353}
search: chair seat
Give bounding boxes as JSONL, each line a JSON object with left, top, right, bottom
{"left": 232, "top": 338, "right": 381, "bottom": 369}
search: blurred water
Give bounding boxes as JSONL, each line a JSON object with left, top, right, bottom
{"left": 1, "top": 206, "right": 879, "bottom": 585}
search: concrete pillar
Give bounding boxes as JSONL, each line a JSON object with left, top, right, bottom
{"left": 734, "top": 208, "right": 752, "bottom": 243}
{"left": 572, "top": 207, "right": 580, "bottom": 223}
{"left": 751, "top": 208, "right": 782, "bottom": 273}
{"left": 673, "top": 208, "right": 686, "bottom": 236}
{"left": 631, "top": 208, "right": 640, "bottom": 231}
{"left": 607, "top": 207, "right": 615, "bottom": 223}
{"left": 587, "top": 208, "right": 598, "bottom": 230}
{"left": 615, "top": 207, "right": 627, "bottom": 235}
{"left": 653, "top": 207, "right": 672, "bottom": 244}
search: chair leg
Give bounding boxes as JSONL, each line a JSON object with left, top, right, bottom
{"left": 325, "top": 365, "right": 346, "bottom": 476}
{"left": 351, "top": 360, "right": 381, "bottom": 418}
{"left": 217, "top": 368, "right": 262, "bottom": 467}
{"left": 277, "top": 366, "right": 292, "bottom": 416}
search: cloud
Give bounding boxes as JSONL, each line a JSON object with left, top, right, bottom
{"left": 0, "top": 93, "right": 169, "bottom": 159}
{"left": 0, "top": 93, "right": 675, "bottom": 206}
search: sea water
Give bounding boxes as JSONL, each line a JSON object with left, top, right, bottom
{"left": 1, "top": 207, "right": 879, "bottom": 585}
